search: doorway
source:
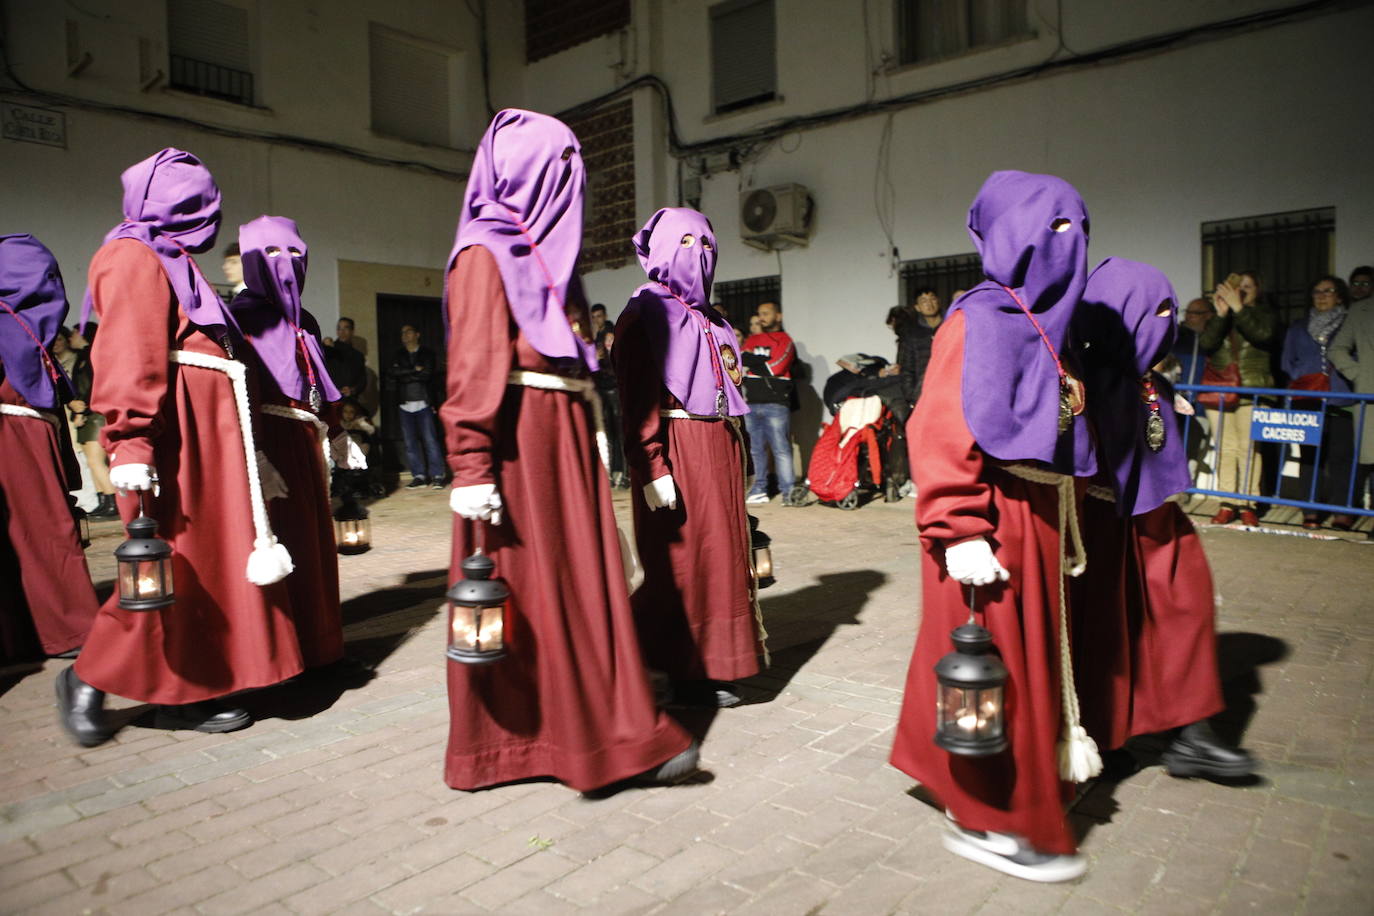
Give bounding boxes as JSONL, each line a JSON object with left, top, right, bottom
{"left": 375, "top": 293, "right": 445, "bottom": 474}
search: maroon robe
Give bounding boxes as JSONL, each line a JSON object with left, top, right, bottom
{"left": 257, "top": 393, "right": 344, "bottom": 670}
{"left": 74, "top": 239, "right": 304, "bottom": 704}
{"left": 0, "top": 380, "right": 100, "bottom": 661}
{"left": 889, "top": 311, "right": 1078, "bottom": 856}
{"left": 1074, "top": 496, "right": 1225, "bottom": 750}
{"left": 441, "top": 246, "right": 692, "bottom": 792}
{"left": 614, "top": 308, "right": 760, "bottom": 683}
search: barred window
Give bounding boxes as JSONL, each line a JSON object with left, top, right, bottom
{"left": 166, "top": 0, "right": 254, "bottom": 105}
{"left": 895, "top": 0, "right": 1030, "bottom": 66}
{"left": 1201, "top": 208, "right": 1335, "bottom": 325}
{"left": 715, "top": 275, "right": 782, "bottom": 333}
{"left": 898, "top": 253, "right": 983, "bottom": 311}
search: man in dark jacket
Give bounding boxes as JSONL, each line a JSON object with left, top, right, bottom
{"left": 388, "top": 325, "right": 446, "bottom": 489}
{"left": 325, "top": 317, "right": 368, "bottom": 398}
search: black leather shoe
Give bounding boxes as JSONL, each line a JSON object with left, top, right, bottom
{"left": 89, "top": 493, "right": 119, "bottom": 519}
{"left": 55, "top": 666, "right": 113, "bottom": 747}
{"left": 1163, "top": 720, "right": 1256, "bottom": 779}
{"left": 636, "top": 741, "right": 701, "bottom": 784}
{"left": 672, "top": 680, "right": 742, "bottom": 708}
{"left": 154, "top": 701, "right": 253, "bottom": 733}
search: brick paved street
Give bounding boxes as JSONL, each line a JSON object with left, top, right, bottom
{"left": 2, "top": 489, "right": 1371, "bottom": 915}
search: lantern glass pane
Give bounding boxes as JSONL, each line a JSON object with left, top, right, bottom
{"left": 976, "top": 687, "right": 1003, "bottom": 738}
{"left": 118, "top": 562, "right": 137, "bottom": 601}
{"left": 159, "top": 557, "right": 174, "bottom": 597}
{"left": 476, "top": 604, "right": 504, "bottom": 652}
{"left": 450, "top": 604, "right": 478, "bottom": 651}
{"left": 754, "top": 547, "right": 773, "bottom": 578}
{"left": 938, "top": 683, "right": 975, "bottom": 734}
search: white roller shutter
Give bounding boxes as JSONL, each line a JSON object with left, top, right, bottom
{"left": 167, "top": 0, "right": 250, "bottom": 70}
{"left": 710, "top": 0, "right": 776, "bottom": 114}
{"left": 369, "top": 25, "right": 451, "bottom": 148}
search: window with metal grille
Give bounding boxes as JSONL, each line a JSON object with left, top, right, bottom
{"left": 898, "top": 253, "right": 984, "bottom": 311}
{"left": 525, "top": 0, "right": 630, "bottom": 63}
{"left": 1201, "top": 207, "right": 1335, "bottom": 325}
{"left": 895, "top": 0, "right": 1030, "bottom": 66}
{"left": 715, "top": 275, "right": 781, "bottom": 333}
{"left": 710, "top": 0, "right": 777, "bottom": 115}
{"left": 369, "top": 24, "right": 454, "bottom": 148}
{"left": 565, "top": 99, "right": 636, "bottom": 271}
{"left": 166, "top": 0, "right": 254, "bottom": 105}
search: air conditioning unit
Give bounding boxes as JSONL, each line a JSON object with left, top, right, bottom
{"left": 740, "top": 183, "right": 814, "bottom": 251}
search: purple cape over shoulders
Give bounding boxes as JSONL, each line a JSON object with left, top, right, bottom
{"left": 81, "top": 147, "right": 232, "bottom": 335}
{"left": 0, "top": 234, "right": 70, "bottom": 409}
{"left": 229, "top": 215, "right": 339, "bottom": 405}
{"left": 950, "top": 170, "right": 1095, "bottom": 476}
{"left": 1077, "top": 257, "right": 1191, "bottom": 515}
{"left": 625, "top": 208, "right": 747, "bottom": 418}
{"left": 445, "top": 109, "right": 596, "bottom": 370}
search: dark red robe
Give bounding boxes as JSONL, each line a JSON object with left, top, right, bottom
{"left": 1074, "top": 495, "right": 1224, "bottom": 750}
{"left": 0, "top": 380, "right": 100, "bottom": 661}
{"left": 889, "top": 311, "right": 1078, "bottom": 856}
{"left": 614, "top": 309, "right": 760, "bottom": 683}
{"left": 440, "top": 246, "right": 692, "bottom": 792}
{"left": 74, "top": 239, "right": 304, "bottom": 704}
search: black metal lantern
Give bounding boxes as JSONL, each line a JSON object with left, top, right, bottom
{"left": 115, "top": 514, "right": 174, "bottom": 610}
{"left": 933, "top": 621, "right": 1008, "bottom": 756}
{"left": 72, "top": 505, "right": 91, "bottom": 548}
{"left": 446, "top": 536, "right": 510, "bottom": 665}
{"left": 749, "top": 515, "right": 774, "bottom": 589}
{"left": 334, "top": 500, "right": 372, "bottom": 555}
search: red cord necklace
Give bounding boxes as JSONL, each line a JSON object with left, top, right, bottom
{"left": 656, "top": 283, "right": 728, "bottom": 416}
{"left": 0, "top": 298, "right": 64, "bottom": 391}
{"left": 998, "top": 284, "right": 1083, "bottom": 434}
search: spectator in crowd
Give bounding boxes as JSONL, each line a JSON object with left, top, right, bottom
{"left": 324, "top": 317, "right": 368, "bottom": 398}
{"left": 1349, "top": 265, "right": 1372, "bottom": 303}
{"left": 899, "top": 287, "right": 944, "bottom": 407}
{"left": 747, "top": 314, "right": 763, "bottom": 336}
{"left": 387, "top": 324, "right": 446, "bottom": 489}
{"left": 1172, "top": 297, "right": 1215, "bottom": 387}
{"left": 60, "top": 324, "right": 118, "bottom": 518}
{"left": 589, "top": 303, "right": 628, "bottom": 487}
{"left": 338, "top": 398, "right": 375, "bottom": 455}
{"left": 742, "top": 301, "right": 799, "bottom": 504}
{"left": 1328, "top": 274, "right": 1374, "bottom": 534}
{"left": 1200, "top": 271, "right": 1278, "bottom": 526}
{"left": 1281, "top": 275, "right": 1356, "bottom": 529}
{"left": 712, "top": 301, "right": 729, "bottom": 319}
{"left": 220, "top": 242, "right": 245, "bottom": 298}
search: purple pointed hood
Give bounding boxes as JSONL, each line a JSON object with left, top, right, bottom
{"left": 0, "top": 234, "right": 70, "bottom": 409}
{"left": 446, "top": 109, "right": 596, "bottom": 370}
{"left": 229, "top": 216, "right": 339, "bottom": 405}
{"left": 1078, "top": 257, "right": 1191, "bottom": 515}
{"left": 623, "top": 208, "right": 748, "bottom": 417}
{"left": 950, "top": 170, "right": 1095, "bottom": 476}
{"left": 81, "top": 148, "right": 232, "bottom": 334}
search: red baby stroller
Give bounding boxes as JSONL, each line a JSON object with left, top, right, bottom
{"left": 801, "top": 395, "right": 893, "bottom": 509}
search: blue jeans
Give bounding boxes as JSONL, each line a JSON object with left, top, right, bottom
{"left": 399, "top": 406, "right": 446, "bottom": 480}
{"left": 745, "top": 402, "right": 795, "bottom": 496}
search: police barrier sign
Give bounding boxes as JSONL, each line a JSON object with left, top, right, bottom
{"left": 1250, "top": 407, "right": 1324, "bottom": 445}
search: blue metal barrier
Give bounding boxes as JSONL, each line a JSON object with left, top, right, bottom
{"left": 1174, "top": 383, "right": 1374, "bottom": 518}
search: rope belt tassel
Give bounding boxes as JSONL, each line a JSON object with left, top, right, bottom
{"left": 999, "top": 463, "right": 1101, "bottom": 782}
{"left": 170, "top": 350, "right": 293, "bottom": 586}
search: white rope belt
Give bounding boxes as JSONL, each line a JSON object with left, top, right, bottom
{"left": 0, "top": 403, "right": 58, "bottom": 428}
{"left": 261, "top": 403, "right": 332, "bottom": 479}
{"left": 170, "top": 350, "right": 293, "bottom": 585}
{"left": 995, "top": 462, "right": 1100, "bottom": 782}
{"left": 1085, "top": 483, "right": 1116, "bottom": 503}
{"left": 508, "top": 370, "right": 609, "bottom": 472}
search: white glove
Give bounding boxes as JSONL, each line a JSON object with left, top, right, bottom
{"left": 1173, "top": 393, "right": 1195, "bottom": 417}
{"left": 256, "top": 450, "right": 289, "bottom": 501}
{"left": 944, "top": 538, "right": 1010, "bottom": 586}
{"left": 110, "top": 463, "right": 158, "bottom": 496}
{"left": 644, "top": 474, "right": 677, "bottom": 511}
{"left": 330, "top": 433, "right": 368, "bottom": 470}
{"left": 450, "top": 483, "right": 503, "bottom": 525}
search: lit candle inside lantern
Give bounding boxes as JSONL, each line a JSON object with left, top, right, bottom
{"left": 478, "top": 613, "right": 503, "bottom": 649}
{"left": 342, "top": 531, "right": 359, "bottom": 544}
{"left": 138, "top": 575, "right": 160, "bottom": 597}
{"left": 956, "top": 709, "right": 978, "bottom": 731}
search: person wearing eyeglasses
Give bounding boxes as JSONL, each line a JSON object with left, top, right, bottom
{"left": 1328, "top": 271, "right": 1374, "bottom": 536}
{"left": 1281, "top": 277, "right": 1356, "bottom": 529}
{"left": 1348, "top": 266, "right": 1372, "bottom": 303}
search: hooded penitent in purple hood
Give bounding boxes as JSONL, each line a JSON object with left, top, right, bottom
{"left": 622, "top": 208, "right": 748, "bottom": 418}
{"left": 950, "top": 169, "right": 1095, "bottom": 476}
{"left": 1077, "top": 257, "right": 1191, "bottom": 516}
{"left": 229, "top": 216, "right": 339, "bottom": 409}
{"left": 0, "top": 234, "right": 71, "bottom": 409}
{"left": 446, "top": 109, "right": 596, "bottom": 370}
{"left": 81, "top": 148, "right": 231, "bottom": 335}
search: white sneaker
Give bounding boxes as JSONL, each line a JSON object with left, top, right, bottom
{"left": 942, "top": 831, "right": 1087, "bottom": 883}
{"left": 943, "top": 811, "right": 1019, "bottom": 856}
{"left": 745, "top": 493, "right": 770, "bottom": 504}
